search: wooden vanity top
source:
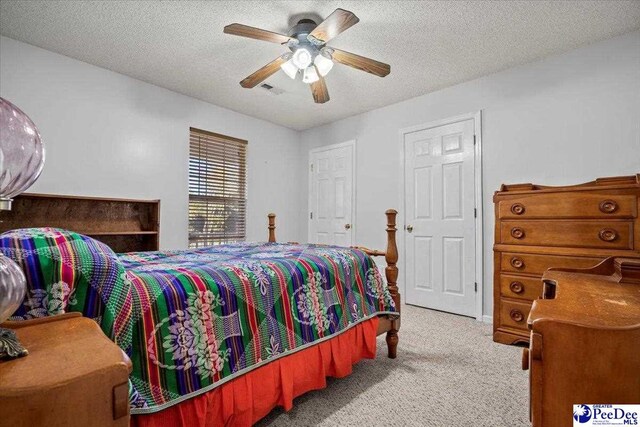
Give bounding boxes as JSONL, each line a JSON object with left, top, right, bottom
{"left": 529, "top": 257, "right": 640, "bottom": 329}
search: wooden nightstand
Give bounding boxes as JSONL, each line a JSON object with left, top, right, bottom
{"left": 0, "top": 313, "right": 132, "bottom": 427}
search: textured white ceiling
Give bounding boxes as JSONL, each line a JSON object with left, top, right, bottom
{"left": 1, "top": 1, "right": 639, "bottom": 130}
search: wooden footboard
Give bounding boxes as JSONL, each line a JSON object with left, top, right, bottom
{"left": 267, "top": 210, "right": 401, "bottom": 359}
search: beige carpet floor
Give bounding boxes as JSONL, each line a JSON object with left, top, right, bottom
{"left": 257, "top": 304, "right": 529, "bottom": 427}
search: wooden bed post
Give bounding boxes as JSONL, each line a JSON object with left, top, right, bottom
{"left": 385, "top": 209, "right": 400, "bottom": 359}
{"left": 268, "top": 213, "right": 276, "bottom": 243}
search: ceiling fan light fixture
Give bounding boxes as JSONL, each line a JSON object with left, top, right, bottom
{"left": 302, "top": 66, "right": 319, "bottom": 84}
{"left": 314, "top": 52, "right": 334, "bottom": 77}
{"left": 280, "top": 58, "right": 298, "bottom": 79}
{"left": 292, "top": 48, "right": 312, "bottom": 69}
{"left": 225, "top": 8, "right": 390, "bottom": 104}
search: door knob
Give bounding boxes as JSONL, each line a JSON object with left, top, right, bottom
{"left": 406, "top": 225, "right": 413, "bottom": 233}
{"left": 344, "top": 223, "right": 351, "bottom": 230}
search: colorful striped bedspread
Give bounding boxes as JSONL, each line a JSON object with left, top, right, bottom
{"left": 0, "top": 229, "right": 397, "bottom": 414}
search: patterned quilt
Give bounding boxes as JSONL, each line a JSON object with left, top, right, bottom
{"left": 0, "top": 229, "right": 397, "bottom": 414}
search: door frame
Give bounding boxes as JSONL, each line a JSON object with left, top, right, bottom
{"left": 308, "top": 140, "right": 357, "bottom": 245}
{"left": 399, "top": 112, "right": 484, "bottom": 321}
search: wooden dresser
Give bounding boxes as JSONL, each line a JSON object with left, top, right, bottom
{"left": 524, "top": 257, "right": 640, "bottom": 427}
{"left": 493, "top": 174, "right": 640, "bottom": 345}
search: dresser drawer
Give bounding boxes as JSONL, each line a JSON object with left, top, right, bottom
{"left": 498, "top": 194, "right": 637, "bottom": 219}
{"left": 500, "top": 220, "right": 634, "bottom": 249}
{"left": 500, "top": 274, "right": 543, "bottom": 301}
{"left": 499, "top": 299, "right": 532, "bottom": 332}
{"left": 500, "top": 252, "right": 603, "bottom": 275}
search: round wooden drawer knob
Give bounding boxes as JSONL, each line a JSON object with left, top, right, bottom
{"left": 599, "top": 200, "right": 618, "bottom": 214}
{"left": 511, "top": 227, "right": 525, "bottom": 239}
{"left": 510, "top": 309, "right": 524, "bottom": 323}
{"left": 510, "top": 257, "right": 525, "bottom": 269}
{"left": 511, "top": 203, "right": 525, "bottom": 215}
{"left": 599, "top": 228, "right": 618, "bottom": 242}
{"left": 510, "top": 281, "right": 524, "bottom": 294}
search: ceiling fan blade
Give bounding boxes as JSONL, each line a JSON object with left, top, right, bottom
{"left": 310, "top": 73, "right": 330, "bottom": 104}
{"left": 224, "top": 23, "right": 293, "bottom": 45}
{"left": 308, "top": 8, "right": 359, "bottom": 43}
{"left": 331, "top": 48, "right": 390, "bottom": 77}
{"left": 240, "top": 55, "right": 288, "bottom": 88}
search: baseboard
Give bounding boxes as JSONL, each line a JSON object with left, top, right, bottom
{"left": 482, "top": 315, "right": 493, "bottom": 324}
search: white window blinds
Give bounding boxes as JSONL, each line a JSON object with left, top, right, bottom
{"left": 188, "top": 127, "right": 247, "bottom": 247}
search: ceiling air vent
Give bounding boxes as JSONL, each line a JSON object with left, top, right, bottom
{"left": 260, "top": 83, "right": 285, "bottom": 95}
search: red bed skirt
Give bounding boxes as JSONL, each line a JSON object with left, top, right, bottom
{"left": 131, "top": 317, "right": 380, "bottom": 427}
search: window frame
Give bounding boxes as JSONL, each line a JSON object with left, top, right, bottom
{"left": 188, "top": 127, "right": 247, "bottom": 248}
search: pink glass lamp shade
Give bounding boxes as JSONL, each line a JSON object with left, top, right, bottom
{"left": 0, "top": 254, "right": 28, "bottom": 358}
{"left": 0, "top": 255, "right": 26, "bottom": 324}
{"left": 0, "top": 97, "right": 45, "bottom": 210}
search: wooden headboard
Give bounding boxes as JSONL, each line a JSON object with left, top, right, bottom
{"left": 0, "top": 193, "right": 160, "bottom": 253}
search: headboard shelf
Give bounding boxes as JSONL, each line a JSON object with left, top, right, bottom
{"left": 87, "top": 231, "right": 159, "bottom": 236}
{"left": 0, "top": 193, "right": 160, "bottom": 253}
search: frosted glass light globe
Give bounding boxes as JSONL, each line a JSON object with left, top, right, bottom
{"left": 280, "top": 58, "right": 299, "bottom": 79}
{"left": 292, "top": 48, "right": 312, "bottom": 69}
{"left": 0, "top": 98, "right": 45, "bottom": 210}
{"left": 302, "top": 66, "right": 320, "bottom": 84}
{"left": 314, "top": 52, "right": 334, "bottom": 77}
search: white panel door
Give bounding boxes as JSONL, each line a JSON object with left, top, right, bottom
{"left": 404, "top": 119, "right": 476, "bottom": 316}
{"left": 309, "top": 142, "right": 354, "bottom": 246}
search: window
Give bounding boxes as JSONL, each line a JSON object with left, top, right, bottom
{"left": 189, "top": 127, "right": 247, "bottom": 247}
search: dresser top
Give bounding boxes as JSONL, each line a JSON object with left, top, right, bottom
{"left": 529, "top": 257, "right": 640, "bottom": 330}
{"left": 0, "top": 313, "right": 131, "bottom": 394}
{"left": 495, "top": 174, "right": 640, "bottom": 197}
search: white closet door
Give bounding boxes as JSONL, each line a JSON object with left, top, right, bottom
{"left": 309, "top": 142, "right": 355, "bottom": 247}
{"left": 404, "top": 119, "right": 476, "bottom": 317}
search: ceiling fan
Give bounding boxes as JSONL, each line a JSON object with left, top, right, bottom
{"left": 223, "top": 8, "right": 391, "bottom": 104}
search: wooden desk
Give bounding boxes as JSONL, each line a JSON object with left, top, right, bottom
{"left": 0, "top": 313, "right": 132, "bottom": 427}
{"left": 524, "top": 257, "right": 640, "bottom": 427}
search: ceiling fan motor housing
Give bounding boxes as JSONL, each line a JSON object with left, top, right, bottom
{"left": 287, "top": 19, "right": 323, "bottom": 58}
{"left": 288, "top": 19, "right": 317, "bottom": 38}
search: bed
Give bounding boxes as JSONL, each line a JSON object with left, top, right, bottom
{"left": 0, "top": 194, "right": 401, "bottom": 426}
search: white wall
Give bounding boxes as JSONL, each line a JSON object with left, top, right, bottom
{"left": 3, "top": 31, "right": 639, "bottom": 317}
{"left": 0, "top": 36, "right": 304, "bottom": 249}
{"left": 300, "top": 31, "right": 640, "bottom": 317}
